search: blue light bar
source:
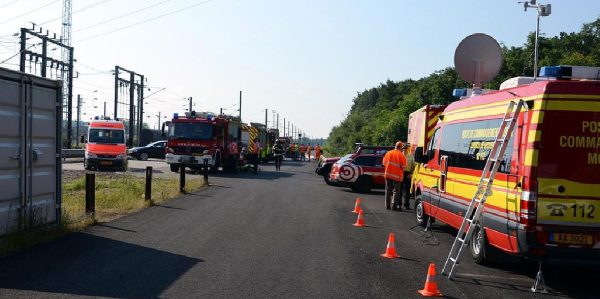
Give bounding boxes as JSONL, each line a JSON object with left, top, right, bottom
{"left": 173, "top": 113, "right": 179, "bottom": 119}
{"left": 452, "top": 88, "right": 467, "bottom": 98}
{"left": 539, "top": 66, "right": 563, "bottom": 77}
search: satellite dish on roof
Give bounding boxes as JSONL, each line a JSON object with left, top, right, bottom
{"left": 454, "top": 33, "right": 503, "bottom": 95}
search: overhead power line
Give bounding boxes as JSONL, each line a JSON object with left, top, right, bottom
{"left": 76, "top": 0, "right": 215, "bottom": 43}
{"left": 0, "top": 0, "right": 21, "bottom": 9}
{"left": 39, "top": 0, "right": 114, "bottom": 26}
{"left": 0, "top": 0, "right": 61, "bottom": 25}
{"left": 74, "top": 0, "right": 175, "bottom": 33}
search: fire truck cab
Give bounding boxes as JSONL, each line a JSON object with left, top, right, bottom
{"left": 164, "top": 112, "right": 234, "bottom": 172}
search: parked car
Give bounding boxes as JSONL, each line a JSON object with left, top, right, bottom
{"left": 329, "top": 151, "right": 389, "bottom": 193}
{"left": 316, "top": 145, "right": 392, "bottom": 186}
{"left": 128, "top": 141, "right": 167, "bottom": 160}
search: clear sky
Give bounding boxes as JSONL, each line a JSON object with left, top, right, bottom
{"left": 1, "top": 0, "right": 599, "bottom": 138}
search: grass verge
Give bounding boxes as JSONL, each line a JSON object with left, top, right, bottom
{"left": 0, "top": 172, "right": 205, "bottom": 256}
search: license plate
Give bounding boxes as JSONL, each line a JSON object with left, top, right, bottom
{"left": 100, "top": 161, "right": 112, "bottom": 166}
{"left": 550, "top": 233, "right": 593, "bottom": 245}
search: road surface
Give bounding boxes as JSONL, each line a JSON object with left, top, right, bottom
{"left": 0, "top": 161, "right": 597, "bottom": 298}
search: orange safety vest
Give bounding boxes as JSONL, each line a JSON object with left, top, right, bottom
{"left": 383, "top": 149, "right": 407, "bottom": 182}
{"left": 291, "top": 144, "right": 296, "bottom": 151}
{"left": 300, "top": 145, "right": 306, "bottom": 153}
{"left": 315, "top": 146, "right": 321, "bottom": 156}
{"left": 229, "top": 141, "right": 238, "bottom": 155}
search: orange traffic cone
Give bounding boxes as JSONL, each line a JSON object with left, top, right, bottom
{"left": 352, "top": 198, "right": 362, "bottom": 213}
{"left": 381, "top": 232, "right": 400, "bottom": 258}
{"left": 418, "top": 263, "right": 443, "bottom": 297}
{"left": 353, "top": 210, "right": 366, "bottom": 227}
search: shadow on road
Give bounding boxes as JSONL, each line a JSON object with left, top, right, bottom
{"left": 0, "top": 233, "right": 201, "bottom": 297}
{"left": 208, "top": 170, "right": 295, "bottom": 180}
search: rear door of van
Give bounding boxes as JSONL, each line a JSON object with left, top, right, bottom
{"left": 535, "top": 81, "right": 600, "bottom": 247}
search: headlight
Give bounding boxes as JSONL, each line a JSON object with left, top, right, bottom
{"left": 115, "top": 154, "right": 126, "bottom": 159}
{"left": 85, "top": 152, "right": 97, "bottom": 159}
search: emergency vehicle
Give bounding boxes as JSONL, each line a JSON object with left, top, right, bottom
{"left": 409, "top": 65, "right": 600, "bottom": 264}
{"left": 163, "top": 111, "right": 238, "bottom": 172}
{"left": 83, "top": 118, "right": 128, "bottom": 171}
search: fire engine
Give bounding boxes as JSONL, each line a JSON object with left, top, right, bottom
{"left": 409, "top": 65, "right": 600, "bottom": 265}
{"left": 163, "top": 111, "right": 238, "bottom": 172}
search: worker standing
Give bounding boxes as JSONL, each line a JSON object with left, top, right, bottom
{"left": 252, "top": 138, "right": 260, "bottom": 174}
{"left": 228, "top": 137, "right": 239, "bottom": 173}
{"left": 300, "top": 144, "right": 306, "bottom": 162}
{"left": 382, "top": 141, "right": 407, "bottom": 211}
{"left": 290, "top": 143, "right": 296, "bottom": 161}
{"left": 307, "top": 143, "right": 312, "bottom": 161}
{"left": 315, "top": 144, "right": 321, "bottom": 161}
{"left": 402, "top": 143, "right": 415, "bottom": 209}
{"left": 272, "top": 142, "right": 284, "bottom": 171}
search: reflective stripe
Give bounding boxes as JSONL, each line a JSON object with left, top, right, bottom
{"left": 386, "top": 173, "right": 401, "bottom": 179}
{"left": 388, "top": 161, "right": 403, "bottom": 167}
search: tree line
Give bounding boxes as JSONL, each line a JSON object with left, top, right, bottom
{"left": 326, "top": 18, "right": 600, "bottom": 156}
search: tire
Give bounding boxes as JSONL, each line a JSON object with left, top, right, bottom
{"left": 170, "top": 164, "right": 179, "bottom": 173}
{"left": 139, "top": 153, "right": 149, "bottom": 161}
{"left": 470, "top": 221, "right": 492, "bottom": 265}
{"left": 351, "top": 176, "right": 373, "bottom": 193}
{"left": 323, "top": 170, "right": 335, "bottom": 186}
{"left": 414, "top": 194, "right": 430, "bottom": 228}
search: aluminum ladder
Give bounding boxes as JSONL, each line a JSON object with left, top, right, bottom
{"left": 441, "top": 99, "right": 527, "bottom": 279}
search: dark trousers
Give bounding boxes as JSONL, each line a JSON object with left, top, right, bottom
{"left": 385, "top": 178, "right": 403, "bottom": 208}
{"left": 402, "top": 172, "right": 412, "bottom": 208}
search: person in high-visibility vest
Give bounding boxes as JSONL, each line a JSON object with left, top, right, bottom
{"left": 383, "top": 141, "right": 407, "bottom": 211}
{"left": 251, "top": 139, "right": 260, "bottom": 174}
{"left": 306, "top": 143, "right": 312, "bottom": 161}
{"left": 228, "top": 137, "right": 239, "bottom": 173}
{"left": 402, "top": 143, "right": 415, "bottom": 209}
{"left": 290, "top": 143, "right": 296, "bottom": 160}
{"left": 315, "top": 144, "right": 321, "bottom": 161}
{"left": 299, "top": 144, "right": 307, "bottom": 162}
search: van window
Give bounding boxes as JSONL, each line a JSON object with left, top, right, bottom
{"left": 439, "top": 119, "right": 513, "bottom": 173}
{"left": 428, "top": 128, "right": 440, "bottom": 162}
{"left": 353, "top": 156, "right": 376, "bottom": 166}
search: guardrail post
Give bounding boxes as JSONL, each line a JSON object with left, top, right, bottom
{"left": 85, "top": 172, "right": 95, "bottom": 215}
{"left": 179, "top": 164, "right": 186, "bottom": 193}
{"left": 145, "top": 166, "right": 152, "bottom": 200}
{"left": 203, "top": 159, "right": 209, "bottom": 185}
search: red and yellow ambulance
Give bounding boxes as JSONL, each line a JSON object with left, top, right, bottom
{"left": 84, "top": 119, "right": 128, "bottom": 171}
{"left": 410, "top": 66, "right": 600, "bottom": 264}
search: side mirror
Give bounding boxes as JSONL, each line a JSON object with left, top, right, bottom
{"left": 414, "top": 148, "right": 428, "bottom": 164}
{"left": 80, "top": 135, "right": 86, "bottom": 144}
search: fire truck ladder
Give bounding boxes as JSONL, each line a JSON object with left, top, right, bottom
{"left": 441, "top": 99, "right": 527, "bottom": 280}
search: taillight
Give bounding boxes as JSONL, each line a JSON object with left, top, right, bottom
{"left": 520, "top": 191, "right": 537, "bottom": 226}
{"left": 166, "top": 147, "right": 174, "bottom": 154}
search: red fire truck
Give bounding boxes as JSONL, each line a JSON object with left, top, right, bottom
{"left": 163, "top": 111, "right": 238, "bottom": 172}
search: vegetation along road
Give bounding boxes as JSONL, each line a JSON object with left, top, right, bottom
{"left": 0, "top": 161, "right": 596, "bottom": 298}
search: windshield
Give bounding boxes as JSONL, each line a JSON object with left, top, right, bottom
{"left": 88, "top": 128, "right": 125, "bottom": 144}
{"left": 335, "top": 154, "right": 354, "bottom": 165}
{"left": 169, "top": 123, "right": 213, "bottom": 140}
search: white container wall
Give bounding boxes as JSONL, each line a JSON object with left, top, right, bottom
{"left": 0, "top": 68, "right": 62, "bottom": 236}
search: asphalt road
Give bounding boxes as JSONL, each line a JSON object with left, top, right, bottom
{"left": 0, "top": 162, "right": 598, "bottom": 298}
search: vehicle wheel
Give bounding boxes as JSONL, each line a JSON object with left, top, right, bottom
{"left": 170, "top": 164, "right": 179, "bottom": 173}
{"left": 414, "top": 194, "right": 430, "bottom": 228}
{"left": 139, "top": 153, "right": 149, "bottom": 161}
{"left": 470, "top": 221, "right": 492, "bottom": 265}
{"left": 351, "top": 175, "right": 373, "bottom": 193}
{"left": 323, "top": 170, "right": 335, "bottom": 185}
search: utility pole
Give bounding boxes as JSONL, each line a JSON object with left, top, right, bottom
{"left": 277, "top": 114, "right": 279, "bottom": 130}
{"left": 19, "top": 25, "right": 74, "bottom": 148}
{"left": 239, "top": 91, "right": 242, "bottom": 119}
{"left": 114, "top": 65, "right": 144, "bottom": 146}
{"left": 264, "top": 109, "right": 268, "bottom": 128}
{"left": 76, "top": 94, "right": 81, "bottom": 147}
{"left": 157, "top": 111, "right": 161, "bottom": 131}
{"left": 220, "top": 108, "right": 223, "bottom": 115}
{"left": 188, "top": 97, "right": 193, "bottom": 112}
{"left": 103, "top": 101, "right": 106, "bottom": 118}
{"left": 283, "top": 118, "right": 286, "bottom": 136}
